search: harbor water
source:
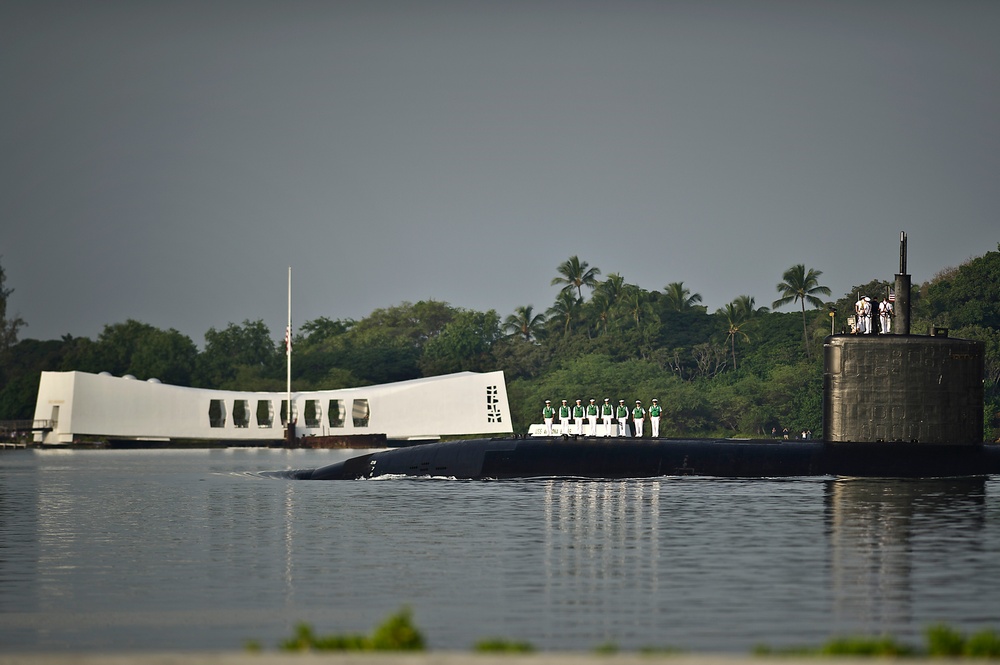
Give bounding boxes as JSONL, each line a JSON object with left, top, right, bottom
{"left": 1, "top": 448, "right": 999, "bottom": 653}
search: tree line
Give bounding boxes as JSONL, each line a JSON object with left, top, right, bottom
{"left": 1, "top": 245, "right": 998, "bottom": 440}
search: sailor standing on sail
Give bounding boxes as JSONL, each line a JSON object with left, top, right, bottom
{"left": 601, "top": 398, "right": 614, "bottom": 437}
{"left": 616, "top": 399, "right": 630, "bottom": 437}
{"left": 855, "top": 296, "right": 872, "bottom": 334}
{"left": 542, "top": 400, "right": 555, "bottom": 436}
{"left": 879, "top": 296, "right": 893, "bottom": 334}
{"left": 586, "top": 398, "right": 599, "bottom": 436}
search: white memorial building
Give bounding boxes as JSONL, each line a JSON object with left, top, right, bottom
{"left": 32, "top": 370, "right": 512, "bottom": 445}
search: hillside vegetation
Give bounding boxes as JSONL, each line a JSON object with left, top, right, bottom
{"left": 2, "top": 246, "right": 998, "bottom": 440}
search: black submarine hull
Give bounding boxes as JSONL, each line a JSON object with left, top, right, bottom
{"left": 295, "top": 437, "right": 1000, "bottom": 480}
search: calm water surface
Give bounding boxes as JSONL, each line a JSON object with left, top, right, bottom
{"left": 1, "top": 448, "right": 999, "bottom": 653}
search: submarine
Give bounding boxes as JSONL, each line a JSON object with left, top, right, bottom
{"left": 294, "top": 233, "right": 1000, "bottom": 481}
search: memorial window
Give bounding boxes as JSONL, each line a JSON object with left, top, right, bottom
{"left": 233, "top": 400, "right": 250, "bottom": 428}
{"left": 256, "top": 400, "right": 273, "bottom": 428}
{"left": 304, "top": 400, "right": 321, "bottom": 428}
{"left": 209, "top": 400, "right": 226, "bottom": 428}
{"left": 352, "top": 399, "right": 370, "bottom": 428}
{"left": 328, "top": 399, "right": 345, "bottom": 428}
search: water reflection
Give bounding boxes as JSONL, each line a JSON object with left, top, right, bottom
{"left": 825, "top": 478, "right": 987, "bottom": 640}
{"left": 542, "top": 479, "right": 662, "bottom": 645}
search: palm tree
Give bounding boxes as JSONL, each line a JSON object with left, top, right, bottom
{"left": 732, "top": 294, "right": 768, "bottom": 320}
{"left": 593, "top": 273, "right": 626, "bottom": 330}
{"left": 551, "top": 256, "right": 601, "bottom": 300}
{"left": 772, "top": 264, "right": 832, "bottom": 357}
{"left": 546, "top": 291, "right": 582, "bottom": 337}
{"left": 623, "top": 285, "right": 654, "bottom": 326}
{"left": 663, "top": 281, "right": 703, "bottom": 312}
{"left": 503, "top": 305, "right": 546, "bottom": 342}
{"left": 718, "top": 301, "right": 750, "bottom": 372}
{"left": 597, "top": 272, "right": 626, "bottom": 305}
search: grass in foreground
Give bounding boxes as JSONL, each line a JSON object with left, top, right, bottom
{"left": 278, "top": 606, "right": 425, "bottom": 652}
{"left": 265, "top": 609, "right": 1000, "bottom": 657}
{"left": 755, "top": 624, "right": 1000, "bottom": 658}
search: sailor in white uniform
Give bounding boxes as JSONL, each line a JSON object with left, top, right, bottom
{"left": 855, "top": 296, "right": 872, "bottom": 334}
{"left": 586, "top": 398, "right": 599, "bottom": 436}
{"left": 542, "top": 400, "right": 555, "bottom": 436}
{"left": 878, "top": 297, "right": 893, "bottom": 334}
{"left": 632, "top": 400, "right": 645, "bottom": 438}
{"left": 616, "top": 400, "right": 630, "bottom": 437}
{"left": 601, "top": 398, "right": 614, "bottom": 437}
{"left": 572, "top": 399, "right": 585, "bottom": 435}
{"left": 649, "top": 398, "right": 662, "bottom": 438}
{"left": 558, "top": 400, "right": 570, "bottom": 435}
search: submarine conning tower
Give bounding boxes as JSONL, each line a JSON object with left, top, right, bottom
{"left": 823, "top": 232, "right": 984, "bottom": 446}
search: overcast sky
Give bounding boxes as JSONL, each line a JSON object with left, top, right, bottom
{"left": 2, "top": 1, "right": 998, "bottom": 346}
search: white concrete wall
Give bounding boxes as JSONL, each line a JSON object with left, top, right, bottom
{"left": 33, "top": 371, "right": 512, "bottom": 444}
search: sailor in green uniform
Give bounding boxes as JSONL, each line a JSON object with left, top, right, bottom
{"left": 601, "top": 398, "right": 614, "bottom": 437}
{"left": 616, "top": 399, "right": 630, "bottom": 437}
{"left": 632, "top": 400, "right": 645, "bottom": 438}
{"left": 649, "top": 398, "right": 662, "bottom": 437}
{"left": 572, "top": 399, "right": 585, "bottom": 436}
{"left": 558, "top": 399, "right": 571, "bottom": 435}
{"left": 586, "top": 398, "right": 599, "bottom": 436}
{"left": 542, "top": 400, "right": 555, "bottom": 436}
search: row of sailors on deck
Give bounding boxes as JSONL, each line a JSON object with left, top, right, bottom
{"left": 542, "top": 398, "right": 662, "bottom": 438}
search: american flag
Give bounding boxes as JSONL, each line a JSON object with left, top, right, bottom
{"left": 888, "top": 288, "right": 895, "bottom": 302}
{"left": 284, "top": 325, "right": 292, "bottom": 353}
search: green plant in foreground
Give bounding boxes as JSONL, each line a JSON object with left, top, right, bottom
{"left": 639, "top": 645, "right": 684, "bottom": 655}
{"left": 754, "top": 624, "right": 1000, "bottom": 658}
{"left": 926, "top": 624, "right": 1000, "bottom": 658}
{"left": 818, "top": 636, "right": 914, "bottom": 657}
{"left": 474, "top": 638, "right": 536, "bottom": 653}
{"left": 278, "top": 607, "right": 425, "bottom": 652}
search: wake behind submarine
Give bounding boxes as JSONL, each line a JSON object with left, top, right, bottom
{"left": 295, "top": 233, "right": 1000, "bottom": 480}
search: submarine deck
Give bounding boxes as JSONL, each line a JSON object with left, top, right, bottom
{"left": 298, "top": 437, "right": 1000, "bottom": 480}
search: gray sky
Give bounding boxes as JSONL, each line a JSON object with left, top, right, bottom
{"left": 2, "top": 0, "right": 998, "bottom": 345}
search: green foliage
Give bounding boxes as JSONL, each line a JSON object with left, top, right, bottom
{"left": 926, "top": 623, "right": 1000, "bottom": 657}
{"left": 474, "top": 638, "right": 536, "bottom": 653}
{"left": 279, "top": 607, "right": 425, "bottom": 652}
{"left": 92, "top": 320, "right": 158, "bottom": 376}
{"left": 0, "top": 339, "right": 66, "bottom": 418}
{"left": 0, "top": 258, "right": 26, "bottom": 353}
{"left": 551, "top": 255, "right": 601, "bottom": 300}
{"left": 919, "top": 244, "right": 1000, "bottom": 331}
{"left": 128, "top": 328, "right": 198, "bottom": 386}
{"left": 819, "top": 636, "right": 914, "bottom": 656}
{"left": 419, "top": 309, "right": 501, "bottom": 376}
{"left": 755, "top": 623, "right": 1000, "bottom": 658}
{"left": 368, "top": 606, "right": 426, "bottom": 650}
{"left": 504, "top": 305, "right": 546, "bottom": 342}
{"left": 926, "top": 623, "right": 967, "bottom": 656}
{"left": 638, "top": 645, "right": 684, "bottom": 655}
{"left": 195, "top": 319, "right": 280, "bottom": 388}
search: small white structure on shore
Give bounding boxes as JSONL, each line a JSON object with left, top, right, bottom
{"left": 32, "top": 370, "right": 512, "bottom": 445}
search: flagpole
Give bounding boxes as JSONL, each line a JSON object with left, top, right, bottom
{"left": 286, "top": 266, "right": 292, "bottom": 434}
